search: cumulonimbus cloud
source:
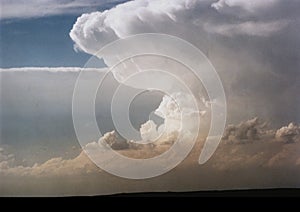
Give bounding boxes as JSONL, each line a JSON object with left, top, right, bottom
{"left": 69, "top": 0, "right": 300, "bottom": 128}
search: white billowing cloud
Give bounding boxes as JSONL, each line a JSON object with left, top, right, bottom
{"left": 85, "top": 100, "right": 185, "bottom": 152}
{"left": 154, "top": 92, "right": 205, "bottom": 135}
{"left": 140, "top": 120, "right": 160, "bottom": 142}
{"left": 137, "top": 92, "right": 205, "bottom": 146}
{"left": 275, "top": 123, "right": 300, "bottom": 143}
{"left": 70, "top": 0, "right": 199, "bottom": 55}
{"left": 0, "top": 0, "right": 123, "bottom": 20}
{"left": 137, "top": 93, "right": 201, "bottom": 146}
{"left": 98, "top": 130, "right": 129, "bottom": 150}
{"left": 83, "top": 92, "right": 203, "bottom": 159}
{"left": 70, "top": 0, "right": 291, "bottom": 56}
{"left": 204, "top": 20, "right": 289, "bottom": 37}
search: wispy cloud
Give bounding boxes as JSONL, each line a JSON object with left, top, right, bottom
{"left": 0, "top": 67, "right": 105, "bottom": 72}
{"left": 204, "top": 20, "right": 289, "bottom": 37}
{"left": 0, "top": 0, "right": 127, "bottom": 20}
{"left": 211, "top": 0, "right": 280, "bottom": 13}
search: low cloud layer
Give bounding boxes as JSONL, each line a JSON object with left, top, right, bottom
{"left": 0, "top": 118, "right": 299, "bottom": 181}
{"left": 0, "top": 148, "right": 97, "bottom": 177}
{"left": 0, "top": 117, "right": 299, "bottom": 196}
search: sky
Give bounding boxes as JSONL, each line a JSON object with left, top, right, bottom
{"left": 0, "top": 0, "right": 129, "bottom": 67}
{"left": 0, "top": 15, "right": 92, "bottom": 68}
{"left": 0, "top": 0, "right": 300, "bottom": 195}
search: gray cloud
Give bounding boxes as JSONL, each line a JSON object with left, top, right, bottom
{"left": 204, "top": 20, "right": 289, "bottom": 37}
{"left": 211, "top": 0, "right": 280, "bottom": 14}
{"left": 222, "top": 117, "right": 270, "bottom": 143}
{"left": 222, "top": 118, "right": 300, "bottom": 144}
